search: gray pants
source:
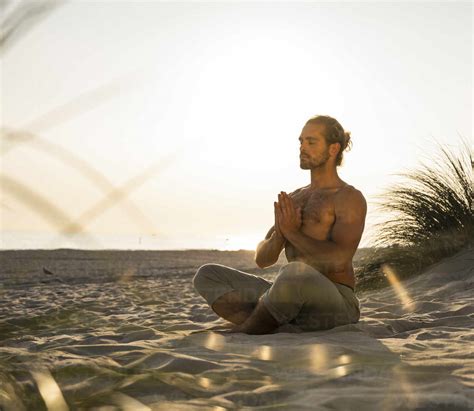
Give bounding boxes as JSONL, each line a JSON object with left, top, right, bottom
{"left": 193, "top": 261, "right": 360, "bottom": 331}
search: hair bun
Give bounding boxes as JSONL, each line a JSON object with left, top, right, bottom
{"left": 344, "top": 131, "right": 352, "bottom": 151}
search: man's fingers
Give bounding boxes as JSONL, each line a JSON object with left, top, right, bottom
{"left": 285, "top": 192, "right": 296, "bottom": 207}
{"left": 279, "top": 193, "right": 289, "bottom": 215}
{"left": 274, "top": 202, "right": 283, "bottom": 235}
{"left": 281, "top": 191, "right": 290, "bottom": 204}
{"left": 274, "top": 201, "right": 282, "bottom": 222}
{"left": 281, "top": 192, "right": 294, "bottom": 214}
{"left": 275, "top": 192, "right": 302, "bottom": 234}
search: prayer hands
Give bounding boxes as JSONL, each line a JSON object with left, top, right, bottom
{"left": 274, "top": 196, "right": 284, "bottom": 239}
{"left": 274, "top": 191, "right": 302, "bottom": 237}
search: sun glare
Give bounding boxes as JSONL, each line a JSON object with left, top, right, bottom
{"left": 218, "top": 234, "right": 262, "bottom": 251}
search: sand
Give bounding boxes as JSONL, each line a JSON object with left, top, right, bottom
{"left": 0, "top": 247, "right": 473, "bottom": 410}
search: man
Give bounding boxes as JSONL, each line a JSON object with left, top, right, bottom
{"left": 193, "top": 115, "right": 367, "bottom": 334}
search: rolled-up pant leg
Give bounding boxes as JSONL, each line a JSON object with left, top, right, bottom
{"left": 260, "top": 262, "right": 361, "bottom": 331}
{"left": 193, "top": 263, "right": 273, "bottom": 308}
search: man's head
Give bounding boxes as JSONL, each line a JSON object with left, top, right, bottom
{"left": 299, "top": 115, "right": 352, "bottom": 169}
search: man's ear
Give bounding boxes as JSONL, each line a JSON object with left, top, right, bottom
{"left": 329, "top": 142, "right": 341, "bottom": 157}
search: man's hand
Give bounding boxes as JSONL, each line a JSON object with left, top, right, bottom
{"left": 273, "top": 197, "right": 284, "bottom": 239}
{"left": 275, "top": 191, "right": 302, "bottom": 236}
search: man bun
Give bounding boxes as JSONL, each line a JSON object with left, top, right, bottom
{"left": 344, "top": 131, "right": 352, "bottom": 152}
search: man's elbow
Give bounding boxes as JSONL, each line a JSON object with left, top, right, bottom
{"left": 254, "top": 246, "right": 266, "bottom": 269}
{"left": 254, "top": 255, "right": 273, "bottom": 269}
{"left": 254, "top": 256, "right": 266, "bottom": 269}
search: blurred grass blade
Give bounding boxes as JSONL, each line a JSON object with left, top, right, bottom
{"left": 0, "top": 174, "right": 100, "bottom": 246}
{"left": 21, "top": 72, "right": 143, "bottom": 134}
{"left": 60, "top": 151, "right": 180, "bottom": 235}
{"left": 2, "top": 129, "right": 158, "bottom": 234}
{"left": 110, "top": 392, "right": 151, "bottom": 411}
{"left": 30, "top": 368, "right": 69, "bottom": 411}
{"left": 0, "top": 0, "right": 64, "bottom": 55}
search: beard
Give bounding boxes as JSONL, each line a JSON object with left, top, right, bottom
{"left": 300, "top": 149, "right": 330, "bottom": 170}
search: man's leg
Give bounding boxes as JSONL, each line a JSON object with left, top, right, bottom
{"left": 224, "top": 262, "right": 329, "bottom": 335}
{"left": 193, "top": 263, "right": 273, "bottom": 325}
{"left": 260, "top": 262, "right": 359, "bottom": 331}
{"left": 211, "top": 289, "right": 257, "bottom": 325}
{"left": 228, "top": 294, "right": 280, "bottom": 334}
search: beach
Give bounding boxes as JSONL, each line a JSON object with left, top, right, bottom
{"left": 1, "top": 248, "right": 473, "bottom": 410}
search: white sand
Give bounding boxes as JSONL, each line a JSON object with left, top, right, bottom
{"left": 0, "top": 248, "right": 472, "bottom": 410}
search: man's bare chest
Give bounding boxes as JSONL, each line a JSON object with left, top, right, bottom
{"left": 291, "top": 188, "right": 339, "bottom": 234}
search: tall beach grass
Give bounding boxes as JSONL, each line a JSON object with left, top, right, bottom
{"left": 356, "top": 139, "right": 473, "bottom": 291}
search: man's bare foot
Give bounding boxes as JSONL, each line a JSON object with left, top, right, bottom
{"left": 215, "top": 298, "right": 280, "bottom": 335}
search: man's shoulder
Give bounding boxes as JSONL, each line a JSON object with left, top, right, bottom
{"left": 335, "top": 185, "right": 367, "bottom": 211}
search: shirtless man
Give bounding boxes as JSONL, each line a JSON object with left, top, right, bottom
{"left": 193, "top": 115, "right": 367, "bottom": 334}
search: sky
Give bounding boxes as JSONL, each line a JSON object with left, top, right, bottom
{"left": 1, "top": 0, "right": 472, "bottom": 250}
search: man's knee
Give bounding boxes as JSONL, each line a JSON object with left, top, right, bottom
{"left": 193, "top": 263, "right": 219, "bottom": 290}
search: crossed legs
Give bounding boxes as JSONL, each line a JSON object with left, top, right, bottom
{"left": 193, "top": 262, "right": 359, "bottom": 334}
{"left": 193, "top": 263, "right": 277, "bottom": 333}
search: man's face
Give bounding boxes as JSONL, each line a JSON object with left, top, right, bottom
{"left": 299, "top": 123, "right": 331, "bottom": 170}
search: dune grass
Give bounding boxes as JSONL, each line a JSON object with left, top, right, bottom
{"left": 356, "top": 139, "right": 473, "bottom": 291}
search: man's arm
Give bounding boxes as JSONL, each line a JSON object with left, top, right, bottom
{"left": 254, "top": 226, "right": 286, "bottom": 269}
{"left": 281, "top": 189, "right": 367, "bottom": 272}
{"left": 254, "top": 188, "right": 304, "bottom": 269}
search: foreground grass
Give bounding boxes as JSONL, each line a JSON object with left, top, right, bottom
{"left": 356, "top": 140, "right": 473, "bottom": 292}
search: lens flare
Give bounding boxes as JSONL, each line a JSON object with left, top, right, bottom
{"left": 382, "top": 263, "right": 415, "bottom": 312}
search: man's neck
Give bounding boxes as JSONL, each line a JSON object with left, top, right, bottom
{"left": 309, "top": 166, "right": 343, "bottom": 190}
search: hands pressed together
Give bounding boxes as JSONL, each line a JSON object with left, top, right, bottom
{"left": 274, "top": 191, "right": 302, "bottom": 238}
